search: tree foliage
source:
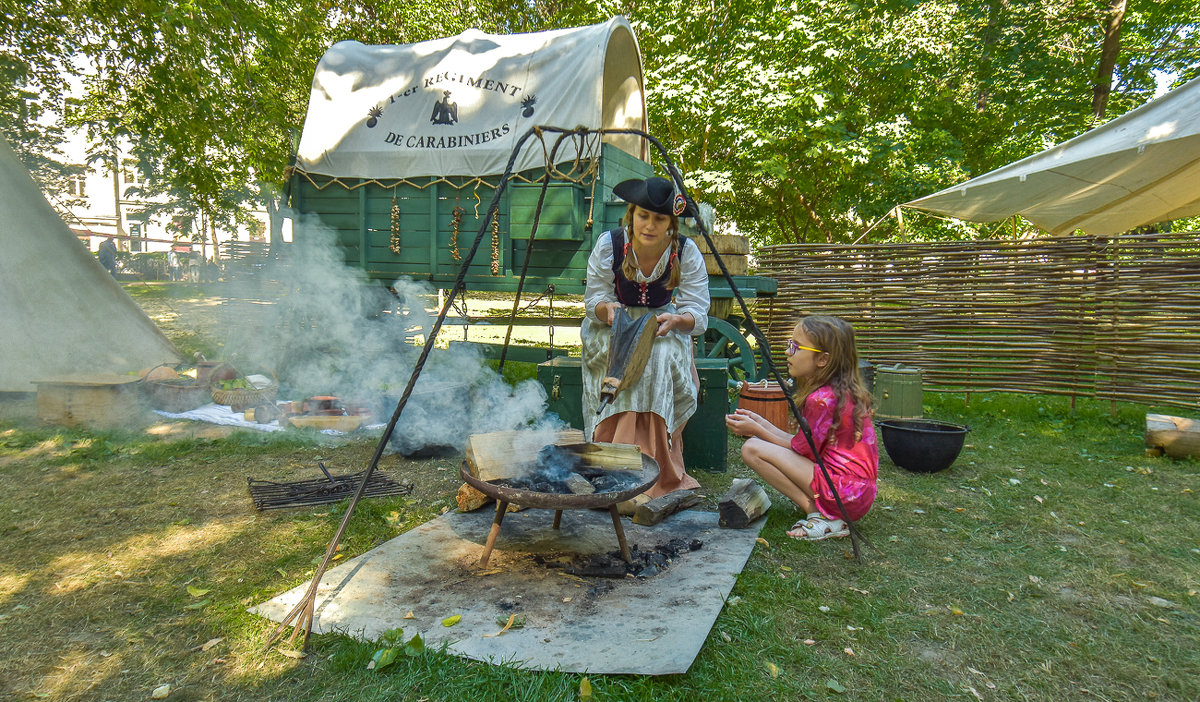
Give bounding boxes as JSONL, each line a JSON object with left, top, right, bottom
{"left": 3, "top": 0, "right": 1198, "bottom": 243}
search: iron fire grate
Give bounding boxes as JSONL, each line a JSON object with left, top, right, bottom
{"left": 247, "top": 462, "right": 413, "bottom": 511}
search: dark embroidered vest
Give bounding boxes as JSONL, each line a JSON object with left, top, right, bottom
{"left": 610, "top": 228, "right": 674, "bottom": 308}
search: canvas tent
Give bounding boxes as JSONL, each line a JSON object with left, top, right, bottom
{"left": 903, "top": 75, "right": 1200, "bottom": 236}
{"left": 296, "top": 16, "right": 646, "bottom": 180}
{"left": 0, "top": 134, "right": 179, "bottom": 392}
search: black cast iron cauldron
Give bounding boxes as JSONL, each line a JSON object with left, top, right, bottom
{"left": 878, "top": 419, "right": 969, "bottom": 473}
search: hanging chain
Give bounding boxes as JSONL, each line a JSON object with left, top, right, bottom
{"left": 450, "top": 206, "right": 463, "bottom": 261}
{"left": 490, "top": 210, "right": 500, "bottom": 275}
{"left": 389, "top": 192, "right": 402, "bottom": 255}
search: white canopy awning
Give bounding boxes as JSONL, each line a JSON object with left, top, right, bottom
{"left": 903, "top": 75, "right": 1200, "bottom": 236}
{"left": 296, "top": 17, "right": 647, "bottom": 180}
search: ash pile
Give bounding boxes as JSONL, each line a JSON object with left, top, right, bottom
{"left": 561, "top": 538, "right": 704, "bottom": 578}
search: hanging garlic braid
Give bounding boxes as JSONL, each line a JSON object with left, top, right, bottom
{"left": 620, "top": 204, "right": 682, "bottom": 289}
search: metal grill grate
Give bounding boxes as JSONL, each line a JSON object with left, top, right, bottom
{"left": 247, "top": 462, "right": 413, "bottom": 511}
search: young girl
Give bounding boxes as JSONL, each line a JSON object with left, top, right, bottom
{"left": 725, "top": 315, "right": 878, "bottom": 540}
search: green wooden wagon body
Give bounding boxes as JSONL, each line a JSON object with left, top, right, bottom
{"left": 289, "top": 142, "right": 776, "bottom": 307}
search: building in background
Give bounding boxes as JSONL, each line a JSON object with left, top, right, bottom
{"left": 47, "top": 131, "right": 278, "bottom": 263}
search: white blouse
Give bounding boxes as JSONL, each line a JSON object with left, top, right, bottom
{"left": 583, "top": 229, "right": 710, "bottom": 337}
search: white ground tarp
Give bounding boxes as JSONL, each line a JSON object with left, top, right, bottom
{"left": 296, "top": 17, "right": 647, "bottom": 180}
{"left": 0, "top": 135, "right": 178, "bottom": 392}
{"left": 903, "top": 75, "right": 1200, "bottom": 235}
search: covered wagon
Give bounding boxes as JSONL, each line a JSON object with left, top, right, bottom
{"left": 288, "top": 17, "right": 773, "bottom": 316}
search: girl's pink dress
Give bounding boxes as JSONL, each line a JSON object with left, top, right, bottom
{"left": 789, "top": 385, "right": 878, "bottom": 522}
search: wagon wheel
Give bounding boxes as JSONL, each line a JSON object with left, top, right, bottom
{"left": 695, "top": 316, "right": 761, "bottom": 382}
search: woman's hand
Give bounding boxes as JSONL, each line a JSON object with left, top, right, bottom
{"left": 655, "top": 311, "right": 695, "bottom": 336}
{"left": 597, "top": 301, "right": 621, "bottom": 326}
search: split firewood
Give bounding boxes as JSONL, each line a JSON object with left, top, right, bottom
{"left": 718, "top": 478, "right": 772, "bottom": 528}
{"left": 571, "top": 442, "right": 644, "bottom": 470}
{"left": 564, "top": 473, "right": 596, "bottom": 495}
{"left": 632, "top": 489, "right": 702, "bottom": 526}
{"left": 465, "top": 429, "right": 585, "bottom": 481}
{"left": 456, "top": 483, "right": 491, "bottom": 512}
{"left": 1145, "top": 413, "right": 1200, "bottom": 459}
{"left": 617, "top": 493, "right": 650, "bottom": 516}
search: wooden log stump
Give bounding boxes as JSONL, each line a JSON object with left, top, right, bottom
{"left": 632, "top": 489, "right": 702, "bottom": 526}
{"left": 1145, "top": 413, "right": 1200, "bottom": 459}
{"left": 718, "top": 478, "right": 771, "bottom": 528}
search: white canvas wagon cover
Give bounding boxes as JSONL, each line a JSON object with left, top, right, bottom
{"left": 296, "top": 17, "right": 647, "bottom": 180}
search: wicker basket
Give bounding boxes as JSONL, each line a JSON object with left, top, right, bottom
{"left": 210, "top": 374, "right": 278, "bottom": 411}
{"left": 143, "top": 378, "right": 213, "bottom": 413}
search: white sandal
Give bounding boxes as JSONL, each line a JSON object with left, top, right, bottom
{"left": 787, "top": 513, "right": 849, "bottom": 541}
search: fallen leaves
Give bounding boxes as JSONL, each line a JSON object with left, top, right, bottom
{"left": 189, "top": 638, "right": 223, "bottom": 653}
{"left": 276, "top": 649, "right": 306, "bottom": 659}
{"left": 579, "top": 676, "right": 593, "bottom": 701}
{"left": 151, "top": 683, "right": 171, "bottom": 699}
{"left": 826, "top": 678, "right": 846, "bottom": 693}
{"left": 483, "top": 614, "right": 524, "bottom": 637}
{"left": 185, "top": 585, "right": 209, "bottom": 598}
{"left": 765, "top": 661, "right": 780, "bottom": 678}
{"left": 441, "top": 614, "right": 462, "bottom": 627}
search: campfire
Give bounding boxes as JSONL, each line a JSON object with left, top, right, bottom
{"left": 490, "top": 445, "right": 644, "bottom": 495}
{"left": 461, "top": 430, "right": 659, "bottom": 567}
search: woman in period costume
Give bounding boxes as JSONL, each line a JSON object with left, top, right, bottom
{"left": 581, "top": 176, "right": 709, "bottom": 498}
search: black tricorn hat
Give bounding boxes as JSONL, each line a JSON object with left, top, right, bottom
{"left": 613, "top": 176, "right": 697, "bottom": 218}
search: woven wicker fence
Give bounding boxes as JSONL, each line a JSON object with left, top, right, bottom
{"left": 755, "top": 232, "right": 1200, "bottom": 410}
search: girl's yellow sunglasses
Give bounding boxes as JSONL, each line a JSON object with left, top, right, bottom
{"left": 786, "top": 339, "right": 823, "bottom": 356}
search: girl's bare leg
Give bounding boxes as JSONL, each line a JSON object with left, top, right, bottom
{"left": 741, "top": 438, "right": 818, "bottom": 514}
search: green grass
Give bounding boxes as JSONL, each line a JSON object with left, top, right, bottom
{"left": 1, "top": 392, "right": 1197, "bottom": 701}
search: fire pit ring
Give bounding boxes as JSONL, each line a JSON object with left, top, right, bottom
{"left": 459, "top": 450, "right": 659, "bottom": 567}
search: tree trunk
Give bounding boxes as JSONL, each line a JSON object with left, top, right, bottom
{"left": 210, "top": 217, "right": 220, "bottom": 262}
{"left": 110, "top": 145, "right": 124, "bottom": 247}
{"left": 1091, "top": 0, "right": 1128, "bottom": 124}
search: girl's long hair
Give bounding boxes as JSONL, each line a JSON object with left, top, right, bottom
{"left": 794, "top": 315, "right": 873, "bottom": 439}
{"left": 621, "top": 204, "right": 682, "bottom": 289}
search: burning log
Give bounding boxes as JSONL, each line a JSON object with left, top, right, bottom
{"left": 632, "top": 489, "right": 702, "bottom": 526}
{"left": 718, "top": 478, "right": 772, "bottom": 528}
{"left": 564, "top": 473, "right": 596, "bottom": 495}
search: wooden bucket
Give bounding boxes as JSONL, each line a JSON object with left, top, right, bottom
{"left": 734, "top": 380, "right": 796, "bottom": 433}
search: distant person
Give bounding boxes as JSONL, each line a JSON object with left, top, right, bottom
{"left": 725, "top": 315, "right": 878, "bottom": 541}
{"left": 187, "top": 252, "right": 202, "bottom": 282}
{"left": 168, "top": 250, "right": 181, "bottom": 281}
{"left": 98, "top": 237, "right": 118, "bottom": 277}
